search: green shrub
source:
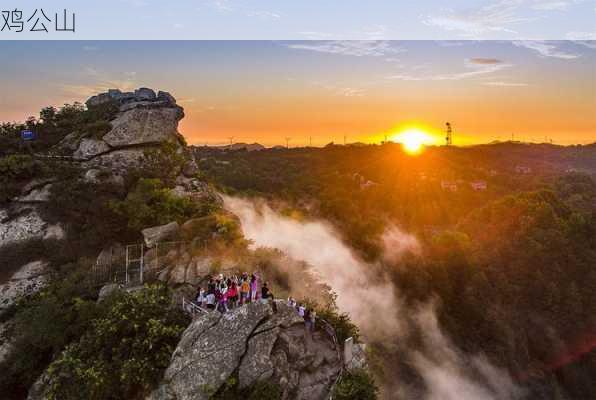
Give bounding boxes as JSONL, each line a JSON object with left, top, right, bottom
{"left": 45, "top": 284, "right": 189, "bottom": 400}
{"left": 210, "top": 377, "right": 282, "bottom": 400}
{"left": 0, "top": 263, "right": 102, "bottom": 400}
{"left": 138, "top": 142, "right": 187, "bottom": 188}
{"left": 246, "top": 380, "right": 282, "bottom": 400}
{"left": 0, "top": 154, "right": 47, "bottom": 202}
{"left": 333, "top": 369, "right": 378, "bottom": 400}
{"left": 110, "top": 178, "right": 205, "bottom": 232}
{"left": 304, "top": 295, "right": 360, "bottom": 344}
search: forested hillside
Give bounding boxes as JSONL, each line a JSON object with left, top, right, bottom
{"left": 195, "top": 143, "right": 596, "bottom": 399}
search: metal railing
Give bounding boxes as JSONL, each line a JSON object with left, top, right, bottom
{"left": 181, "top": 297, "right": 209, "bottom": 318}
{"left": 91, "top": 241, "right": 187, "bottom": 287}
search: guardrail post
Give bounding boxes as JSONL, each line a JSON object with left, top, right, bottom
{"left": 140, "top": 243, "right": 144, "bottom": 284}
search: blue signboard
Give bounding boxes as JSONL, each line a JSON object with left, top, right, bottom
{"left": 21, "top": 130, "right": 35, "bottom": 141}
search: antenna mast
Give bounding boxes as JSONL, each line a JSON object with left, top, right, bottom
{"left": 445, "top": 122, "right": 452, "bottom": 146}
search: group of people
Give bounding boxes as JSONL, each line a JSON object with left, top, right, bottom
{"left": 194, "top": 272, "right": 273, "bottom": 313}
{"left": 192, "top": 272, "right": 316, "bottom": 333}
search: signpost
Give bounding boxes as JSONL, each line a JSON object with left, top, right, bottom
{"left": 21, "top": 130, "right": 35, "bottom": 141}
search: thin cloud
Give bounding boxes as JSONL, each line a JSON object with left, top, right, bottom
{"left": 59, "top": 68, "right": 138, "bottom": 99}
{"left": 483, "top": 81, "right": 529, "bottom": 86}
{"left": 387, "top": 59, "right": 513, "bottom": 81}
{"left": 247, "top": 11, "right": 281, "bottom": 20}
{"left": 339, "top": 87, "right": 365, "bottom": 97}
{"left": 469, "top": 58, "right": 504, "bottom": 64}
{"left": 424, "top": 1, "right": 529, "bottom": 36}
{"left": 286, "top": 40, "right": 406, "bottom": 58}
{"left": 424, "top": 0, "right": 583, "bottom": 37}
{"left": 513, "top": 40, "right": 581, "bottom": 59}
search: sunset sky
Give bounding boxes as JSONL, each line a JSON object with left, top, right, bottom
{"left": 0, "top": 40, "right": 594, "bottom": 146}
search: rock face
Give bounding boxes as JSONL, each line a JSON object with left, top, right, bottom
{"left": 142, "top": 222, "right": 180, "bottom": 248}
{"left": 0, "top": 206, "right": 48, "bottom": 246}
{"left": 73, "top": 138, "right": 111, "bottom": 159}
{"left": 0, "top": 260, "right": 49, "bottom": 312}
{"left": 150, "top": 302, "right": 342, "bottom": 400}
{"left": 172, "top": 177, "right": 222, "bottom": 206}
{"left": 103, "top": 107, "right": 183, "bottom": 147}
{"left": 72, "top": 88, "right": 186, "bottom": 173}
{"left": 0, "top": 203, "right": 65, "bottom": 247}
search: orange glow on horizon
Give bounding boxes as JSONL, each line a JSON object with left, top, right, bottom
{"left": 390, "top": 127, "right": 437, "bottom": 154}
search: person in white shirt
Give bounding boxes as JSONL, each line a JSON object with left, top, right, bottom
{"left": 205, "top": 292, "right": 216, "bottom": 311}
{"left": 298, "top": 304, "right": 305, "bottom": 318}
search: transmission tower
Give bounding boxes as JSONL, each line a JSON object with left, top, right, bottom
{"left": 227, "top": 136, "right": 234, "bottom": 147}
{"left": 445, "top": 122, "right": 452, "bottom": 146}
{"left": 285, "top": 137, "right": 291, "bottom": 149}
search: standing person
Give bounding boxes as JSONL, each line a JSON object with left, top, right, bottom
{"left": 250, "top": 274, "right": 258, "bottom": 303}
{"left": 205, "top": 290, "right": 216, "bottom": 311}
{"left": 298, "top": 304, "right": 305, "bottom": 318}
{"left": 304, "top": 308, "right": 312, "bottom": 333}
{"left": 310, "top": 309, "right": 316, "bottom": 332}
{"left": 260, "top": 282, "right": 270, "bottom": 304}
{"left": 196, "top": 287, "right": 205, "bottom": 307}
{"left": 240, "top": 278, "right": 250, "bottom": 305}
{"left": 227, "top": 281, "right": 238, "bottom": 309}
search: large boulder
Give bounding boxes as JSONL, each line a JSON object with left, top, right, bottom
{"left": 14, "top": 184, "right": 52, "bottom": 203}
{"left": 0, "top": 206, "right": 47, "bottom": 246}
{"left": 172, "top": 177, "right": 223, "bottom": 206}
{"left": 84, "top": 148, "right": 146, "bottom": 172}
{"left": 149, "top": 302, "right": 341, "bottom": 400}
{"left": 142, "top": 222, "right": 180, "bottom": 248}
{"left": 103, "top": 107, "right": 183, "bottom": 148}
{"left": 0, "top": 260, "right": 49, "bottom": 312}
{"left": 79, "top": 88, "right": 186, "bottom": 172}
{"left": 73, "top": 138, "right": 111, "bottom": 159}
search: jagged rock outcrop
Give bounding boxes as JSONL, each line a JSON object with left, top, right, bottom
{"left": 73, "top": 138, "right": 111, "bottom": 159}
{"left": 142, "top": 222, "right": 180, "bottom": 248}
{"left": 61, "top": 88, "right": 187, "bottom": 174}
{"left": 0, "top": 260, "right": 49, "bottom": 312}
{"left": 0, "top": 204, "right": 64, "bottom": 246}
{"left": 149, "top": 302, "right": 342, "bottom": 400}
{"left": 172, "top": 176, "right": 223, "bottom": 206}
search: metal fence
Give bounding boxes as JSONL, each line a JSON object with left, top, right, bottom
{"left": 91, "top": 241, "right": 187, "bottom": 287}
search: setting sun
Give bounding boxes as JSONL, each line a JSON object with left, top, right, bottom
{"left": 392, "top": 128, "right": 433, "bottom": 154}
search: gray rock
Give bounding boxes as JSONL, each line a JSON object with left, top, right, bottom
{"left": 96, "top": 243, "right": 125, "bottom": 265}
{"left": 142, "top": 222, "right": 180, "bottom": 248}
{"left": 26, "top": 371, "right": 50, "bottom": 400}
{"left": 83, "top": 168, "right": 102, "bottom": 183}
{"left": 21, "top": 178, "right": 56, "bottom": 195}
{"left": 43, "top": 224, "right": 65, "bottom": 240}
{"left": 86, "top": 92, "right": 113, "bottom": 108}
{"left": 0, "top": 206, "right": 47, "bottom": 246}
{"left": 150, "top": 303, "right": 341, "bottom": 400}
{"left": 157, "top": 91, "right": 177, "bottom": 105}
{"left": 73, "top": 138, "right": 111, "bottom": 159}
{"left": 84, "top": 148, "right": 145, "bottom": 171}
{"left": 56, "top": 132, "right": 81, "bottom": 152}
{"left": 102, "top": 107, "right": 183, "bottom": 148}
{"left": 97, "top": 283, "right": 122, "bottom": 302}
{"left": 346, "top": 343, "right": 368, "bottom": 371}
{"left": 181, "top": 160, "right": 199, "bottom": 178}
{"left": 14, "top": 184, "right": 52, "bottom": 203}
{"left": 0, "top": 261, "right": 49, "bottom": 312}
{"left": 0, "top": 320, "right": 13, "bottom": 363}
{"left": 172, "top": 177, "right": 222, "bottom": 206}
{"left": 135, "top": 87, "right": 157, "bottom": 101}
